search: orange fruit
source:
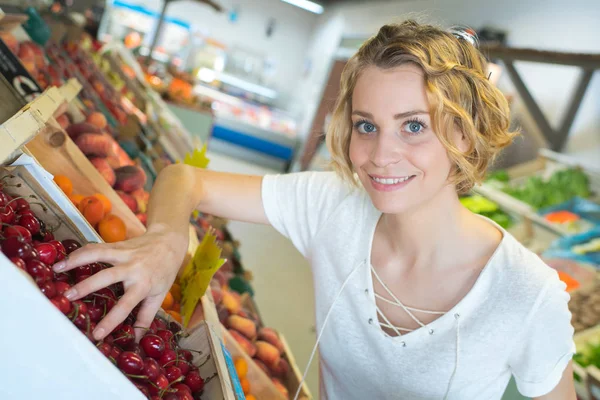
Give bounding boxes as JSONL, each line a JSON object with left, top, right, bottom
{"left": 170, "top": 283, "right": 182, "bottom": 303}
{"left": 69, "top": 193, "right": 85, "bottom": 208}
{"left": 240, "top": 377, "right": 251, "bottom": 394}
{"left": 93, "top": 193, "right": 112, "bottom": 214}
{"left": 161, "top": 291, "right": 174, "bottom": 310}
{"left": 86, "top": 111, "right": 107, "bottom": 129}
{"left": 79, "top": 196, "right": 105, "bottom": 226}
{"left": 166, "top": 310, "right": 182, "bottom": 323}
{"left": 171, "top": 302, "right": 180, "bottom": 313}
{"left": 98, "top": 214, "right": 127, "bottom": 243}
{"left": 234, "top": 358, "right": 248, "bottom": 379}
{"left": 245, "top": 396, "right": 256, "bottom": 400}
{"left": 54, "top": 175, "right": 73, "bottom": 196}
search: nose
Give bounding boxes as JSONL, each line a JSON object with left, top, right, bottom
{"left": 370, "top": 130, "right": 403, "bottom": 168}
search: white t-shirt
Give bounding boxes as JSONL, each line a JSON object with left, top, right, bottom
{"left": 262, "top": 171, "right": 575, "bottom": 400}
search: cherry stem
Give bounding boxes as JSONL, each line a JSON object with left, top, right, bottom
{"left": 132, "top": 326, "right": 153, "bottom": 332}
{"left": 112, "top": 333, "right": 134, "bottom": 343}
{"left": 199, "top": 354, "right": 211, "bottom": 368}
{"left": 204, "top": 372, "right": 218, "bottom": 384}
{"left": 125, "top": 373, "right": 149, "bottom": 380}
{"left": 159, "top": 375, "right": 186, "bottom": 397}
{"left": 68, "top": 302, "right": 81, "bottom": 321}
{"left": 181, "top": 348, "right": 203, "bottom": 355}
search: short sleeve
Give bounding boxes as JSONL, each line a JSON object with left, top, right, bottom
{"left": 509, "top": 277, "right": 575, "bottom": 397}
{"left": 261, "top": 171, "right": 351, "bottom": 257}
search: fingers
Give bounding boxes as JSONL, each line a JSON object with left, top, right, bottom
{"left": 93, "top": 284, "right": 145, "bottom": 341}
{"left": 64, "top": 266, "right": 124, "bottom": 301}
{"left": 53, "top": 243, "right": 127, "bottom": 273}
{"left": 133, "top": 296, "right": 163, "bottom": 341}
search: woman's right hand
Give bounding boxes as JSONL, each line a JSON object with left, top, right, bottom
{"left": 52, "top": 224, "right": 189, "bottom": 341}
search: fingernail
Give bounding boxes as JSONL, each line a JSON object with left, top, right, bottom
{"left": 64, "top": 288, "right": 77, "bottom": 300}
{"left": 93, "top": 328, "right": 105, "bottom": 340}
{"left": 53, "top": 261, "right": 65, "bottom": 272}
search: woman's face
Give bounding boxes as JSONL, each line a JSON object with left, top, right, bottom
{"left": 349, "top": 64, "right": 463, "bottom": 214}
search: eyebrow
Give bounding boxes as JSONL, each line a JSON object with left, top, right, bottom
{"left": 352, "top": 110, "right": 429, "bottom": 119}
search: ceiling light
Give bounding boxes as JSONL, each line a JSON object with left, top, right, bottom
{"left": 281, "top": 0, "right": 324, "bottom": 14}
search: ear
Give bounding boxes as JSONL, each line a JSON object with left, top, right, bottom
{"left": 454, "top": 129, "right": 470, "bottom": 153}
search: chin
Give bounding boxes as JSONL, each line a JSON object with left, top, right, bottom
{"left": 367, "top": 191, "right": 419, "bottom": 214}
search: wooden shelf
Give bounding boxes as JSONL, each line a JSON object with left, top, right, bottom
{"left": 481, "top": 44, "right": 600, "bottom": 68}
{"left": 0, "top": 87, "right": 63, "bottom": 164}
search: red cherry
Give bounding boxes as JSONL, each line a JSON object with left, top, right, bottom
{"left": 179, "top": 349, "right": 193, "bottom": 362}
{"left": 61, "top": 239, "right": 81, "bottom": 254}
{"left": 165, "top": 365, "right": 183, "bottom": 383}
{"left": 4, "top": 225, "right": 32, "bottom": 243}
{"left": 54, "top": 281, "right": 71, "bottom": 295}
{"left": 87, "top": 303, "right": 104, "bottom": 322}
{"left": 72, "top": 300, "right": 88, "bottom": 315}
{"left": 163, "top": 394, "right": 179, "bottom": 400}
{"left": 17, "top": 214, "right": 40, "bottom": 236}
{"left": 159, "top": 349, "right": 178, "bottom": 368}
{"left": 140, "top": 334, "right": 166, "bottom": 360}
{"left": 41, "top": 230, "right": 54, "bottom": 242}
{"left": 156, "top": 329, "right": 174, "bottom": 348}
{"left": 175, "top": 359, "right": 190, "bottom": 376}
{"left": 184, "top": 370, "right": 205, "bottom": 393}
{"left": 9, "top": 257, "right": 26, "bottom": 270}
{"left": 38, "top": 280, "right": 57, "bottom": 298}
{"left": 109, "top": 346, "right": 122, "bottom": 360}
{"left": 90, "top": 262, "right": 103, "bottom": 274}
{"left": 26, "top": 259, "right": 52, "bottom": 283}
{"left": 172, "top": 383, "right": 192, "bottom": 395}
{"left": 48, "top": 240, "right": 66, "bottom": 261}
{"left": 50, "top": 295, "right": 72, "bottom": 314}
{"left": 0, "top": 192, "right": 12, "bottom": 207}
{"left": 34, "top": 242, "right": 58, "bottom": 265}
{"left": 97, "top": 342, "right": 112, "bottom": 357}
{"left": 143, "top": 358, "right": 161, "bottom": 381}
{"left": 117, "top": 351, "right": 144, "bottom": 374}
{"left": 113, "top": 325, "right": 135, "bottom": 348}
{"left": 71, "top": 309, "right": 89, "bottom": 330}
{"left": 54, "top": 271, "right": 70, "bottom": 283}
{"left": 74, "top": 264, "right": 92, "bottom": 279}
{"left": 0, "top": 206, "right": 15, "bottom": 224}
{"left": 18, "top": 209, "right": 36, "bottom": 218}
{"left": 148, "top": 375, "right": 169, "bottom": 395}
{"left": 3, "top": 237, "right": 39, "bottom": 261}
{"left": 6, "top": 197, "right": 30, "bottom": 213}
{"left": 151, "top": 317, "right": 168, "bottom": 331}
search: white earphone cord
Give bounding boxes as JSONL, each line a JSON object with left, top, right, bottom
{"left": 292, "top": 260, "right": 364, "bottom": 400}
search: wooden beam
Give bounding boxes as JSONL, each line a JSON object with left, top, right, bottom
{"left": 556, "top": 68, "right": 595, "bottom": 150}
{"left": 481, "top": 45, "right": 600, "bottom": 69}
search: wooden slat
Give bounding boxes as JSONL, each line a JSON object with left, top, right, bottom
{"left": 279, "top": 333, "right": 313, "bottom": 400}
{"left": 481, "top": 45, "right": 600, "bottom": 68}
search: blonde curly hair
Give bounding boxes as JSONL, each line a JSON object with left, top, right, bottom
{"left": 326, "top": 20, "right": 517, "bottom": 194}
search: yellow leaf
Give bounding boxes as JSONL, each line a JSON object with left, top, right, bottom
{"left": 180, "top": 229, "right": 226, "bottom": 327}
{"left": 181, "top": 144, "right": 210, "bottom": 169}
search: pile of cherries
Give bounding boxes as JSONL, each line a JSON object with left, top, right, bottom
{"left": 0, "top": 178, "right": 212, "bottom": 399}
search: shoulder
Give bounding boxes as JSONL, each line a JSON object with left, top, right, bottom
{"left": 488, "top": 233, "right": 567, "bottom": 315}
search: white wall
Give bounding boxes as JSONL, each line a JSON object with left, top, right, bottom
{"left": 121, "top": 0, "right": 319, "bottom": 110}
{"left": 298, "top": 0, "right": 600, "bottom": 165}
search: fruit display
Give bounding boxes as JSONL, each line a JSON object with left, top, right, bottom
{"left": 568, "top": 277, "right": 600, "bottom": 333}
{"left": 0, "top": 170, "right": 221, "bottom": 399}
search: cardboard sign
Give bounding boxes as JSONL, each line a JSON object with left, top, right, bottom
{"left": 0, "top": 38, "right": 43, "bottom": 103}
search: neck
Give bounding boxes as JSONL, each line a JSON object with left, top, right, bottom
{"left": 381, "top": 186, "right": 472, "bottom": 267}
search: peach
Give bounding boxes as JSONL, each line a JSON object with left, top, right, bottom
{"left": 271, "top": 358, "right": 290, "bottom": 380}
{"left": 271, "top": 378, "right": 289, "bottom": 399}
{"left": 255, "top": 341, "right": 281, "bottom": 370}
{"left": 216, "top": 304, "right": 230, "bottom": 325}
{"left": 258, "top": 327, "right": 284, "bottom": 354}
{"left": 227, "top": 315, "right": 257, "bottom": 340}
{"left": 56, "top": 114, "right": 70, "bottom": 130}
{"left": 86, "top": 111, "right": 107, "bottom": 129}
{"left": 211, "top": 285, "right": 223, "bottom": 305}
{"left": 222, "top": 290, "right": 241, "bottom": 314}
{"left": 229, "top": 329, "right": 256, "bottom": 357}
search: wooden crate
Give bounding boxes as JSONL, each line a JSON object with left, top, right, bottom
{"left": 221, "top": 324, "right": 287, "bottom": 400}
{"left": 25, "top": 120, "right": 147, "bottom": 239}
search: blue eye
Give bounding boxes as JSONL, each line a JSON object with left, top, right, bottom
{"left": 355, "top": 121, "right": 377, "bottom": 135}
{"left": 403, "top": 120, "right": 425, "bottom": 135}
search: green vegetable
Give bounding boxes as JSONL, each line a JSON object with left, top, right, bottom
{"left": 486, "top": 170, "right": 510, "bottom": 183}
{"left": 501, "top": 168, "right": 590, "bottom": 210}
{"left": 460, "top": 195, "right": 513, "bottom": 228}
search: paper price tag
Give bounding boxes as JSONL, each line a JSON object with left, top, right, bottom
{"left": 181, "top": 144, "right": 210, "bottom": 169}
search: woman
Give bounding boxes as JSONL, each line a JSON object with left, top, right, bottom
{"left": 54, "top": 21, "right": 575, "bottom": 399}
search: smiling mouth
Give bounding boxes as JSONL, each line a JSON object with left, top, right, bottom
{"left": 369, "top": 175, "right": 416, "bottom": 185}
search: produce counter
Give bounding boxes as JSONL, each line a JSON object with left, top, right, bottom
{"left": 166, "top": 101, "right": 214, "bottom": 145}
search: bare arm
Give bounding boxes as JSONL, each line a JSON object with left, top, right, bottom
{"left": 533, "top": 361, "right": 576, "bottom": 400}
{"left": 53, "top": 164, "right": 266, "bottom": 339}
